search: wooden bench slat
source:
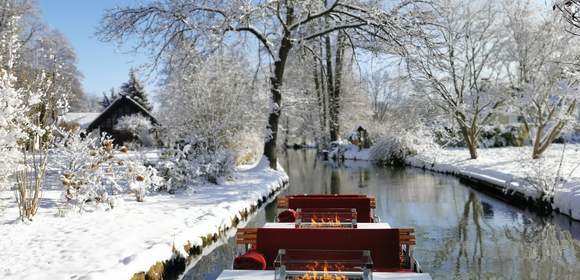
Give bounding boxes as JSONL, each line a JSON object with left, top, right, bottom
{"left": 237, "top": 228, "right": 258, "bottom": 233}
{"left": 277, "top": 197, "right": 289, "bottom": 208}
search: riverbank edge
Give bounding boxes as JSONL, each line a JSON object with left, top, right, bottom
{"left": 326, "top": 144, "right": 579, "bottom": 222}
{"left": 404, "top": 156, "right": 578, "bottom": 221}
{"left": 406, "top": 158, "right": 552, "bottom": 212}
{"left": 129, "top": 173, "right": 289, "bottom": 280}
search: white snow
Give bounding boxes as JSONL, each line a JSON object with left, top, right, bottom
{"left": 60, "top": 112, "right": 100, "bottom": 129}
{"left": 0, "top": 157, "right": 288, "bottom": 280}
{"left": 328, "top": 143, "right": 371, "bottom": 161}
{"left": 327, "top": 144, "right": 580, "bottom": 221}
{"left": 406, "top": 145, "right": 580, "bottom": 221}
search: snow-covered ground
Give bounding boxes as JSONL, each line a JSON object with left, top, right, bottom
{"left": 330, "top": 143, "right": 580, "bottom": 221}
{"left": 0, "top": 158, "right": 288, "bottom": 280}
{"left": 328, "top": 143, "right": 370, "bottom": 161}
{"left": 408, "top": 145, "right": 580, "bottom": 221}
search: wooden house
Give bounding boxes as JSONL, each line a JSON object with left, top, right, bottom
{"left": 348, "top": 125, "right": 371, "bottom": 149}
{"left": 87, "top": 95, "right": 159, "bottom": 144}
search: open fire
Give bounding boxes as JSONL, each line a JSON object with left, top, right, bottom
{"left": 295, "top": 212, "right": 357, "bottom": 229}
{"left": 309, "top": 215, "right": 342, "bottom": 227}
{"left": 289, "top": 261, "right": 350, "bottom": 280}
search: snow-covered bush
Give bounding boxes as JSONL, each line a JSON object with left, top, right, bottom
{"left": 227, "top": 131, "right": 263, "bottom": 165}
{"left": 114, "top": 114, "right": 155, "bottom": 146}
{"left": 370, "top": 127, "right": 439, "bottom": 166}
{"left": 55, "top": 131, "right": 98, "bottom": 210}
{"left": 54, "top": 132, "right": 129, "bottom": 212}
{"left": 55, "top": 130, "right": 168, "bottom": 208}
{"left": 370, "top": 136, "right": 417, "bottom": 166}
{"left": 479, "top": 125, "right": 526, "bottom": 148}
{"left": 163, "top": 144, "right": 236, "bottom": 186}
{"left": 512, "top": 145, "right": 577, "bottom": 203}
{"left": 126, "top": 160, "right": 165, "bottom": 202}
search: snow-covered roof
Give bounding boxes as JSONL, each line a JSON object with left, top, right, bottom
{"left": 60, "top": 112, "right": 100, "bottom": 129}
{"left": 87, "top": 95, "right": 159, "bottom": 131}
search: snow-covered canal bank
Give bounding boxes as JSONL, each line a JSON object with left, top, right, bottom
{"left": 407, "top": 144, "right": 580, "bottom": 221}
{"left": 333, "top": 144, "right": 580, "bottom": 221}
{"left": 186, "top": 150, "right": 580, "bottom": 280}
{"left": 0, "top": 159, "right": 288, "bottom": 280}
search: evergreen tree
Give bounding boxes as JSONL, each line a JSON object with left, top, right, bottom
{"left": 120, "top": 68, "right": 153, "bottom": 111}
{"left": 100, "top": 87, "right": 118, "bottom": 110}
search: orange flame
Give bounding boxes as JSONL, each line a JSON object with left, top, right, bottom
{"left": 309, "top": 215, "right": 342, "bottom": 227}
{"left": 291, "top": 261, "right": 348, "bottom": 280}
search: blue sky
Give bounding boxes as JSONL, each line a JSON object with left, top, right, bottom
{"left": 39, "top": 0, "right": 152, "bottom": 97}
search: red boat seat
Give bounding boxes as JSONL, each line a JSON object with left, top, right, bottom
{"left": 281, "top": 196, "right": 374, "bottom": 222}
{"left": 255, "top": 228, "right": 403, "bottom": 271}
{"left": 277, "top": 194, "right": 368, "bottom": 209}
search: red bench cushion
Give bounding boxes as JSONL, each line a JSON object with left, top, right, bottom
{"left": 233, "top": 249, "right": 267, "bottom": 270}
{"left": 277, "top": 209, "right": 298, "bottom": 222}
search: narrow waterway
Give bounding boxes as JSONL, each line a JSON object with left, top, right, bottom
{"left": 184, "top": 150, "right": 580, "bottom": 280}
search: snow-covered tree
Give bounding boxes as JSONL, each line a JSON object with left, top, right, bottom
{"left": 158, "top": 50, "right": 262, "bottom": 184}
{"left": 554, "top": 0, "right": 580, "bottom": 32}
{"left": 0, "top": 8, "right": 25, "bottom": 191}
{"left": 17, "top": 29, "right": 84, "bottom": 113}
{"left": 503, "top": 2, "right": 579, "bottom": 159}
{"left": 0, "top": 0, "right": 80, "bottom": 221}
{"left": 160, "top": 50, "right": 264, "bottom": 150}
{"left": 404, "top": 0, "right": 506, "bottom": 159}
{"left": 120, "top": 68, "right": 152, "bottom": 111}
{"left": 99, "top": 0, "right": 425, "bottom": 169}
{"left": 100, "top": 87, "right": 118, "bottom": 109}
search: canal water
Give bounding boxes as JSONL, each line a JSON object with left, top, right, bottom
{"left": 183, "top": 150, "right": 580, "bottom": 280}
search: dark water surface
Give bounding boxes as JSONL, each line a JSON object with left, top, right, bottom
{"left": 184, "top": 150, "right": 580, "bottom": 280}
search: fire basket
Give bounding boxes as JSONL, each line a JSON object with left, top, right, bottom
{"left": 274, "top": 249, "right": 373, "bottom": 280}
{"left": 295, "top": 208, "right": 358, "bottom": 229}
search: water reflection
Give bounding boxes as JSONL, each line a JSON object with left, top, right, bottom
{"left": 185, "top": 150, "right": 580, "bottom": 280}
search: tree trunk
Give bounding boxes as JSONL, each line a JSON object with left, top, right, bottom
{"left": 532, "top": 125, "right": 544, "bottom": 159}
{"left": 263, "top": 35, "right": 293, "bottom": 169}
{"left": 467, "top": 139, "right": 478, "bottom": 160}
{"left": 330, "top": 32, "right": 346, "bottom": 143}
{"left": 313, "top": 56, "right": 326, "bottom": 146}
{"left": 325, "top": 35, "right": 337, "bottom": 142}
{"left": 284, "top": 116, "right": 289, "bottom": 148}
{"left": 460, "top": 125, "right": 478, "bottom": 159}
{"left": 532, "top": 101, "right": 576, "bottom": 159}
